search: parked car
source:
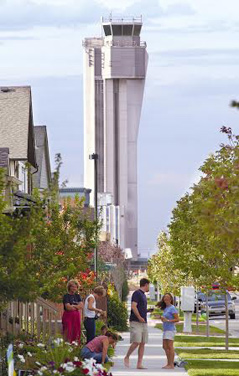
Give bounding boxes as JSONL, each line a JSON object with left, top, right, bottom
{"left": 197, "top": 291, "right": 236, "bottom": 319}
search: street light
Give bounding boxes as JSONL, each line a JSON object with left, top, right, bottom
{"left": 89, "top": 153, "right": 99, "bottom": 279}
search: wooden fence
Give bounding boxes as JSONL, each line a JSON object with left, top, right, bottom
{"left": 0, "top": 298, "right": 60, "bottom": 340}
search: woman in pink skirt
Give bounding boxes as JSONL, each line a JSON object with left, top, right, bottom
{"left": 62, "top": 280, "right": 84, "bottom": 343}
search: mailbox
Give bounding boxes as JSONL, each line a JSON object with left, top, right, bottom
{"left": 149, "top": 284, "right": 156, "bottom": 301}
{"left": 181, "top": 286, "right": 195, "bottom": 312}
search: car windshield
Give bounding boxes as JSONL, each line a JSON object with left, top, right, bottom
{"left": 197, "top": 292, "right": 231, "bottom": 302}
{"left": 208, "top": 292, "right": 231, "bottom": 301}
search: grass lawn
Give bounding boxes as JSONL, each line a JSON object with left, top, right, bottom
{"left": 155, "top": 323, "right": 225, "bottom": 335}
{"left": 185, "top": 360, "right": 239, "bottom": 376}
{"left": 147, "top": 299, "right": 158, "bottom": 306}
{"left": 151, "top": 309, "right": 205, "bottom": 323}
{"left": 176, "top": 348, "right": 239, "bottom": 359}
{"left": 175, "top": 335, "right": 239, "bottom": 348}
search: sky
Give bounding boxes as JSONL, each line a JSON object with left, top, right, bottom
{"left": 1, "top": 0, "right": 239, "bottom": 256}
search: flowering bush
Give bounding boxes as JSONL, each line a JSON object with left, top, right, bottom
{"left": 14, "top": 337, "right": 113, "bottom": 376}
{"left": 77, "top": 270, "right": 96, "bottom": 298}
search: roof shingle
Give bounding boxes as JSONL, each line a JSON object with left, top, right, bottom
{"left": 0, "top": 86, "right": 36, "bottom": 167}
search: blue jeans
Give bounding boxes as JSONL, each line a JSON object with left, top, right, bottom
{"left": 84, "top": 317, "right": 96, "bottom": 343}
{"left": 81, "top": 346, "right": 109, "bottom": 363}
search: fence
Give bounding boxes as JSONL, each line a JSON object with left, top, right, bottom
{"left": 0, "top": 298, "right": 59, "bottom": 341}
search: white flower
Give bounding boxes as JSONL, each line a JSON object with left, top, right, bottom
{"left": 74, "top": 357, "right": 79, "bottom": 361}
{"left": 17, "top": 354, "right": 25, "bottom": 363}
{"left": 37, "top": 372, "right": 43, "bottom": 376}
{"left": 37, "top": 343, "right": 45, "bottom": 348}
{"left": 82, "top": 358, "right": 96, "bottom": 376}
{"left": 63, "top": 363, "right": 75, "bottom": 373}
{"left": 18, "top": 343, "right": 24, "bottom": 349}
{"left": 36, "top": 361, "right": 42, "bottom": 366}
{"left": 53, "top": 371, "right": 59, "bottom": 374}
{"left": 66, "top": 362, "right": 74, "bottom": 367}
{"left": 71, "top": 341, "right": 78, "bottom": 346}
{"left": 27, "top": 352, "right": 33, "bottom": 357}
{"left": 40, "top": 366, "right": 48, "bottom": 372}
{"left": 65, "top": 365, "right": 75, "bottom": 373}
{"left": 68, "top": 347, "right": 73, "bottom": 352}
{"left": 54, "top": 338, "right": 63, "bottom": 346}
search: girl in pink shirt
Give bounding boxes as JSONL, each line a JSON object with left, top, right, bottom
{"left": 81, "top": 331, "right": 118, "bottom": 364}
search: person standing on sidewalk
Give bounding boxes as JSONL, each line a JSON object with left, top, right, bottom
{"left": 157, "top": 293, "right": 179, "bottom": 369}
{"left": 124, "top": 278, "right": 150, "bottom": 369}
{"left": 84, "top": 286, "right": 106, "bottom": 343}
{"left": 62, "top": 280, "right": 84, "bottom": 344}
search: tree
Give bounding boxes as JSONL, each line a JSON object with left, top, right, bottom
{"left": 168, "top": 127, "right": 239, "bottom": 348}
{"left": 0, "top": 155, "right": 99, "bottom": 308}
{"left": 98, "top": 241, "right": 127, "bottom": 300}
{"left": 147, "top": 231, "right": 186, "bottom": 297}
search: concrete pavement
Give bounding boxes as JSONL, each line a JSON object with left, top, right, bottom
{"left": 112, "top": 319, "right": 188, "bottom": 376}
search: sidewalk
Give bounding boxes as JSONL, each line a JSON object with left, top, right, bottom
{"left": 112, "top": 319, "right": 189, "bottom": 376}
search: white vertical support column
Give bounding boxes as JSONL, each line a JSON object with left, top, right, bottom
{"left": 83, "top": 45, "right": 96, "bottom": 205}
{"left": 104, "top": 79, "right": 115, "bottom": 196}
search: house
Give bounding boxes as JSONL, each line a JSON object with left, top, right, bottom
{"left": 33, "top": 126, "right": 51, "bottom": 191}
{"left": 0, "top": 86, "right": 37, "bottom": 211}
{"left": 59, "top": 187, "right": 91, "bottom": 207}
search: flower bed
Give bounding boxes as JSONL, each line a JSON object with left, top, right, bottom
{"left": 14, "top": 337, "right": 113, "bottom": 376}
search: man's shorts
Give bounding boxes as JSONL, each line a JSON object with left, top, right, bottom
{"left": 163, "top": 330, "right": 176, "bottom": 340}
{"left": 130, "top": 321, "right": 148, "bottom": 344}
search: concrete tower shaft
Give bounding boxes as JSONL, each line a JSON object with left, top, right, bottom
{"left": 83, "top": 17, "right": 148, "bottom": 259}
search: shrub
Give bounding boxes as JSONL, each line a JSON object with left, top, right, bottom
{"left": 107, "top": 294, "right": 128, "bottom": 332}
{"left": 121, "top": 279, "right": 129, "bottom": 302}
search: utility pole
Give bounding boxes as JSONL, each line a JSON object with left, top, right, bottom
{"left": 89, "top": 153, "right": 98, "bottom": 279}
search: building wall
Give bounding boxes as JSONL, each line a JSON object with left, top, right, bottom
{"left": 39, "top": 150, "right": 49, "bottom": 189}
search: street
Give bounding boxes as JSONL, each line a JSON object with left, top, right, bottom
{"left": 210, "top": 294, "right": 239, "bottom": 337}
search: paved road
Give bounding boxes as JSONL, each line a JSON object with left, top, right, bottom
{"left": 210, "top": 295, "right": 239, "bottom": 337}
{"left": 112, "top": 319, "right": 188, "bottom": 376}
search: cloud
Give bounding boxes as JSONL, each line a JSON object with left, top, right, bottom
{"left": 0, "top": 0, "right": 108, "bottom": 30}
{"left": 148, "top": 21, "right": 234, "bottom": 34}
{"left": 148, "top": 172, "right": 191, "bottom": 186}
{"left": 124, "top": 0, "right": 195, "bottom": 21}
{"left": 163, "top": 2, "right": 195, "bottom": 16}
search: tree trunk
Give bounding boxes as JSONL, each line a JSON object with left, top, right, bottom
{"left": 196, "top": 292, "right": 199, "bottom": 334}
{"left": 225, "top": 290, "right": 229, "bottom": 350}
{"left": 157, "top": 281, "right": 160, "bottom": 302}
{"left": 206, "top": 292, "right": 210, "bottom": 337}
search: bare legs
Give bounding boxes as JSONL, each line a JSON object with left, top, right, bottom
{"left": 124, "top": 342, "right": 146, "bottom": 369}
{"left": 162, "top": 339, "right": 175, "bottom": 369}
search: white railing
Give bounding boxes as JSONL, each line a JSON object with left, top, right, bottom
{"left": 102, "top": 16, "right": 142, "bottom": 24}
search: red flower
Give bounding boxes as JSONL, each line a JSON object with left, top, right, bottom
{"left": 82, "top": 369, "right": 89, "bottom": 375}
{"left": 73, "top": 361, "right": 82, "bottom": 367}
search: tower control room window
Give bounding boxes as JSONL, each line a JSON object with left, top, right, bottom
{"left": 122, "top": 24, "right": 133, "bottom": 36}
{"left": 112, "top": 24, "right": 122, "bottom": 36}
{"left": 133, "top": 24, "right": 142, "bottom": 36}
{"left": 103, "top": 25, "right": 111, "bottom": 36}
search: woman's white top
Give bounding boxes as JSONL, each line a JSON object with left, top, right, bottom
{"left": 84, "top": 294, "right": 96, "bottom": 318}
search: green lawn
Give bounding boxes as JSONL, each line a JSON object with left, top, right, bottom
{"left": 185, "top": 360, "right": 239, "bottom": 376}
{"left": 155, "top": 323, "right": 225, "bottom": 335}
{"left": 176, "top": 348, "right": 239, "bottom": 359}
{"left": 151, "top": 309, "right": 205, "bottom": 322}
{"left": 175, "top": 335, "right": 239, "bottom": 348}
{"left": 147, "top": 299, "right": 158, "bottom": 306}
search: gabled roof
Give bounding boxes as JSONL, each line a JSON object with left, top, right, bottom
{"left": 33, "top": 125, "right": 51, "bottom": 189}
{"left": 0, "top": 86, "right": 37, "bottom": 167}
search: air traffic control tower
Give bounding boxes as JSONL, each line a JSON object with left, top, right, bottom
{"left": 83, "top": 17, "right": 148, "bottom": 260}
